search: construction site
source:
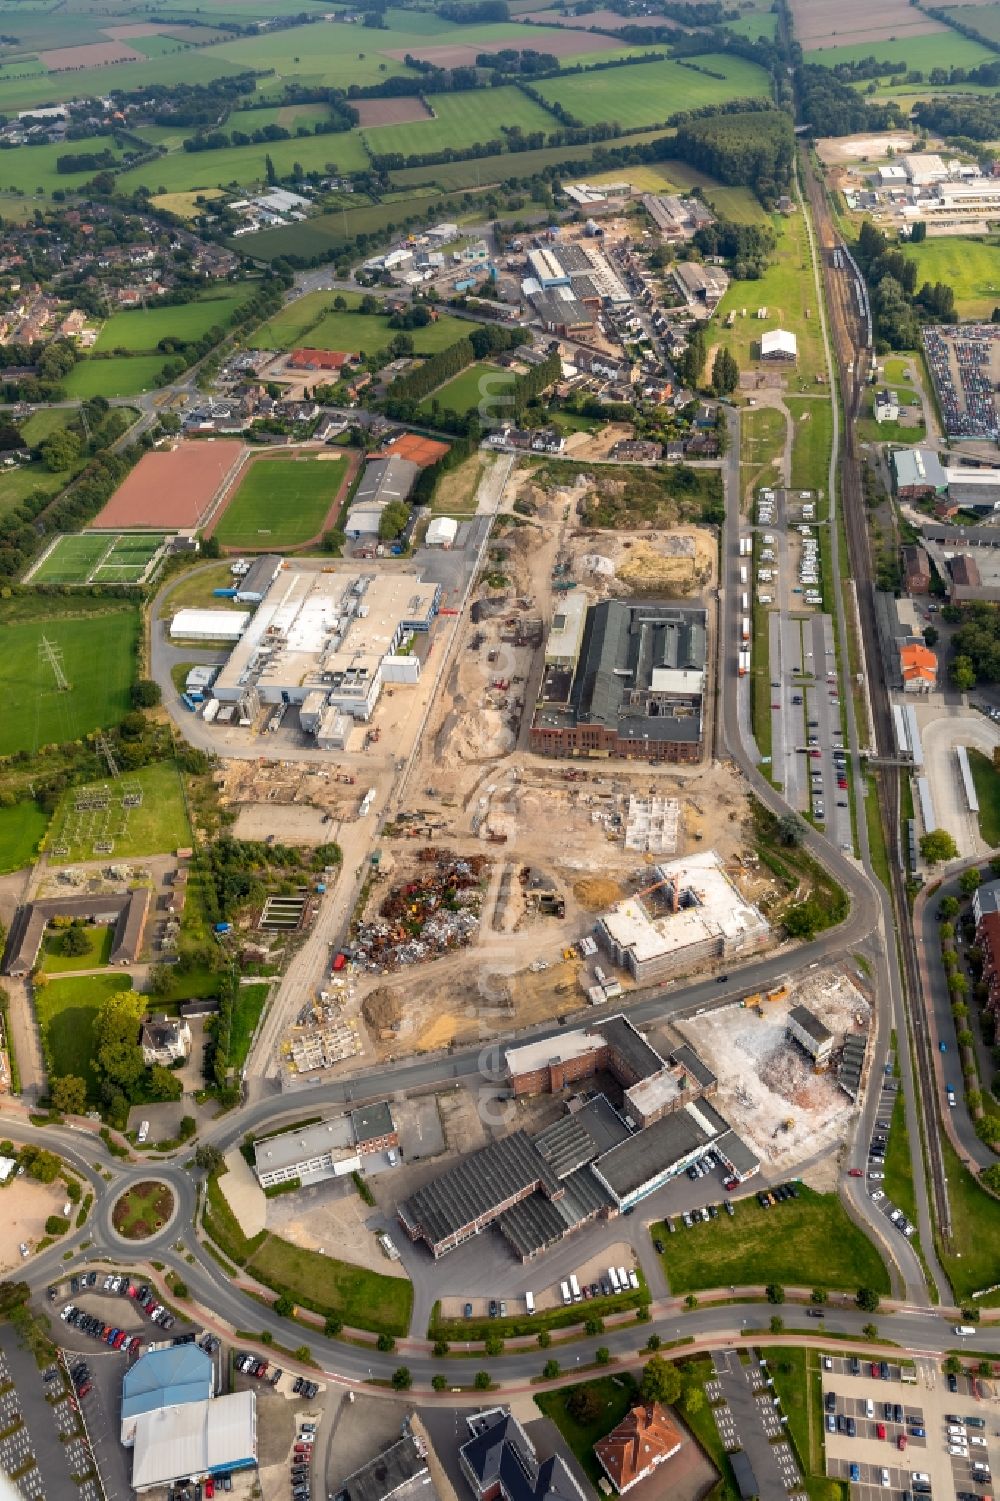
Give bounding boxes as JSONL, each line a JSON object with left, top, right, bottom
{"left": 674, "top": 967, "right": 873, "bottom": 1176}
{"left": 216, "top": 760, "right": 362, "bottom": 845}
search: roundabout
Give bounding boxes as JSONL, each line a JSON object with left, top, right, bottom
{"left": 109, "top": 1179, "right": 177, "bottom": 1243}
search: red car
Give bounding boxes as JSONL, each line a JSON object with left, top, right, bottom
{"left": 810, "top": 749, "right": 822, "bottom": 759}
{"left": 898, "top": 1435, "right": 908, "bottom": 1451}
{"left": 205, "top": 1482, "right": 214, "bottom": 1499}
{"left": 724, "top": 1178, "right": 739, "bottom": 1191}
{"left": 113, "top": 1331, "right": 127, "bottom": 1350}
{"left": 848, "top": 1168, "right": 863, "bottom": 1178}
{"left": 871, "top": 1362, "right": 880, "bottom": 1379}
{"left": 877, "top": 1424, "right": 886, "bottom": 1441}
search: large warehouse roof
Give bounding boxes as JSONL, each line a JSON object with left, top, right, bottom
{"left": 131, "top": 1391, "right": 256, "bottom": 1492}
{"left": 398, "top": 1129, "right": 561, "bottom": 1250}
{"left": 122, "top": 1345, "right": 213, "bottom": 1434}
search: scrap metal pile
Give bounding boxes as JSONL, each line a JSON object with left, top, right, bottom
{"left": 354, "top": 847, "right": 488, "bottom": 971}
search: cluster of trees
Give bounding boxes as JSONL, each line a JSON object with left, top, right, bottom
{"left": 385, "top": 335, "right": 474, "bottom": 405}
{"left": 693, "top": 217, "right": 776, "bottom": 279}
{"left": 854, "top": 220, "right": 955, "bottom": 352}
{"left": 194, "top": 836, "right": 340, "bottom": 926}
{"left": 912, "top": 96, "right": 1000, "bottom": 143}
{"left": 711, "top": 346, "right": 739, "bottom": 395}
{"left": 799, "top": 64, "right": 903, "bottom": 137}
{"left": 473, "top": 48, "right": 559, "bottom": 74}
{"left": 112, "top": 72, "right": 263, "bottom": 130}
{"left": 677, "top": 324, "right": 707, "bottom": 388}
{"left": 183, "top": 104, "right": 356, "bottom": 154}
{"left": 673, "top": 106, "right": 794, "bottom": 206}
{"left": 440, "top": 0, "right": 508, "bottom": 19}
{"left": 56, "top": 148, "right": 118, "bottom": 176}
{"left": 942, "top": 600, "right": 1000, "bottom": 686}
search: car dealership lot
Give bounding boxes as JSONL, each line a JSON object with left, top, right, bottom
{"left": 823, "top": 1358, "right": 997, "bottom": 1501}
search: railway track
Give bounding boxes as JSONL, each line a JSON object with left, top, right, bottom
{"left": 802, "top": 159, "right": 954, "bottom": 1249}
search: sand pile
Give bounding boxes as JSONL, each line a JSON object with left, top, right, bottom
{"left": 362, "top": 986, "right": 402, "bottom": 1033}
{"left": 573, "top": 876, "right": 622, "bottom": 910}
{"left": 617, "top": 535, "right": 713, "bottom": 595}
{"left": 450, "top": 710, "right": 515, "bottom": 761}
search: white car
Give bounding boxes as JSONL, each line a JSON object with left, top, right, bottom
{"left": 18, "top": 1243, "right": 28, "bottom": 1259}
{"left": 949, "top": 1447, "right": 969, "bottom": 1459}
{"left": 881, "top": 1470, "right": 890, "bottom": 1488}
{"left": 870, "top": 1189, "right": 885, "bottom": 1203}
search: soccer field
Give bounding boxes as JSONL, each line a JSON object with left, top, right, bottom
{"left": 32, "top": 533, "right": 167, "bottom": 585}
{"left": 0, "top": 607, "right": 140, "bottom": 756}
{"left": 213, "top": 455, "right": 346, "bottom": 548}
{"left": 419, "top": 363, "right": 515, "bottom": 417}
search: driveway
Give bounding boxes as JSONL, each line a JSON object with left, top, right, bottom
{"left": 917, "top": 708, "right": 1000, "bottom": 859}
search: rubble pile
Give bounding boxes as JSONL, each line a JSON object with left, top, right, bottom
{"left": 354, "top": 848, "right": 489, "bottom": 971}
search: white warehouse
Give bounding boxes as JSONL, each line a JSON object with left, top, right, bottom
{"left": 170, "top": 608, "right": 250, "bottom": 642}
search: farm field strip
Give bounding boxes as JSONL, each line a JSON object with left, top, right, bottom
{"left": 533, "top": 53, "right": 771, "bottom": 128}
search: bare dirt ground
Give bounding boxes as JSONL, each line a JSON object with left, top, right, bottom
{"left": 1, "top": 1179, "right": 69, "bottom": 1272}
{"left": 40, "top": 40, "right": 142, "bottom": 68}
{"left": 231, "top": 803, "right": 340, "bottom": 844}
{"left": 675, "top": 966, "right": 871, "bottom": 1170}
{"left": 789, "top": 0, "right": 945, "bottom": 48}
{"left": 266, "top": 1177, "right": 408, "bottom": 1278}
{"left": 354, "top": 97, "right": 433, "bottom": 127}
{"left": 816, "top": 133, "right": 916, "bottom": 166}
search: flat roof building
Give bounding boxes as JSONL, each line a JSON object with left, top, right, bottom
{"left": 340, "top": 1433, "right": 431, "bottom": 1501}
{"left": 672, "top": 259, "right": 729, "bottom": 309}
{"left": 593, "top": 1096, "right": 744, "bottom": 1208}
{"left": 131, "top": 1391, "right": 256, "bottom": 1493}
{"left": 122, "top": 1346, "right": 214, "bottom": 1445}
{"left": 171, "top": 608, "right": 250, "bottom": 642}
{"left": 531, "top": 601, "right": 707, "bottom": 764}
{"left": 596, "top": 851, "right": 769, "bottom": 986}
{"left": 892, "top": 447, "right": 947, "bottom": 498}
{"left": 253, "top": 1116, "right": 359, "bottom": 1188}
{"left": 212, "top": 563, "right": 440, "bottom": 721}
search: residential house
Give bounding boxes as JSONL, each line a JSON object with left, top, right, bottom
{"left": 594, "top": 1403, "right": 684, "bottom": 1494}
{"left": 140, "top": 1016, "right": 192, "bottom": 1067}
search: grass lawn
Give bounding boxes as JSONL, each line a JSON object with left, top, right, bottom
{"left": 0, "top": 138, "right": 124, "bottom": 196}
{"left": 35, "top": 973, "right": 134, "bottom": 1097}
{"left": 856, "top": 387, "right": 925, "bottom": 446}
{"left": 247, "top": 289, "right": 330, "bottom": 348}
{"left": 44, "top": 760, "right": 192, "bottom": 863}
{"left": 938, "top": 1132, "right": 1000, "bottom": 1304}
{"left": 245, "top": 1234, "right": 413, "bottom": 1336}
{"left": 883, "top": 1082, "right": 917, "bottom": 1228}
{"left": 805, "top": 31, "right": 993, "bottom": 69}
{"left": 713, "top": 214, "right": 825, "bottom": 387}
{"left": 0, "top": 459, "right": 76, "bottom": 521}
{"left": 431, "top": 451, "right": 491, "bottom": 515}
{"left": 0, "top": 802, "right": 49, "bottom": 875}
{"left": 386, "top": 125, "right": 675, "bottom": 193}
{"left": 761, "top": 1346, "right": 835, "bottom": 1501}
{"left": 19, "top": 408, "right": 77, "bottom": 446}
{"left": 112, "top": 1181, "right": 174, "bottom": 1239}
{"left": 652, "top": 1185, "right": 890, "bottom": 1295}
{"left": 163, "top": 562, "right": 247, "bottom": 612}
{"left": 362, "top": 85, "right": 554, "bottom": 156}
{"left": 786, "top": 397, "right": 833, "bottom": 494}
{"left": 62, "top": 356, "right": 174, "bottom": 399}
{"left": 419, "top": 362, "right": 514, "bottom": 417}
{"left": 534, "top": 54, "right": 770, "bottom": 129}
{"left": 535, "top": 1375, "right": 639, "bottom": 1488}
{"left": 31, "top": 532, "right": 166, "bottom": 587}
{"left": 306, "top": 306, "right": 471, "bottom": 357}
{"left": 0, "top": 606, "right": 139, "bottom": 756}
{"left": 741, "top": 405, "right": 787, "bottom": 497}
{"left": 902, "top": 237, "right": 1000, "bottom": 320}
{"left": 39, "top": 926, "right": 113, "bottom": 975}
{"left": 213, "top": 454, "right": 345, "bottom": 549}
{"left": 229, "top": 983, "right": 270, "bottom": 1074}
{"left": 707, "top": 185, "right": 771, "bottom": 225}
{"left": 969, "top": 748, "right": 1000, "bottom": 847}
{"left": 115, "top": 126, "right": 371, "bottom": 195}
{"left": 94, "top": 287, "right": 251, "bottom": 352}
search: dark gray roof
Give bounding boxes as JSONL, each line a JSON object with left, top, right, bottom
{"left": 788, "top": 1005, "right": 832, "bottom": 1046}
{"left": 350, "top": 1099, "right": 394, "bottom": 1145}
{"left": 601, "top": 1014, "right": 665, "bottom": 1081}
{"left": 731, "top": 1450, "right": 760, "bottom": 1501}
{"left": 533, "top": 1097, "right": 629, "bottom": 1179}
{"left": 355, "top": 455, "right": 418, "bottom": 507}
{"left": 2, "top": 889, "right": 149, "bottom": 977}
{"left": 531, "top": 290, "right": 593, "bottom": 328}
{"left": 594, "top": 1107, "right": 714, "bottom": 1201}
{"left": 460, "top": 1411, "right": 585, "bottom": 1501}
{"left": 398, "top": 1130, "right": 561, "bottom": 1248}
{"left": 533, "top": 601, "right": 707, "bottom": 742}
{"left": 340, "top": 1434, "right": 428, "bottom": 1501}
{"left": 714, "top": 1129, "right": 759, "bottom": 1178}
{"left": 669, "top": 1043, "right": 717, "bottom": 1090}
{"left": 236, "top": 553, "right": 281, "bottom": 599}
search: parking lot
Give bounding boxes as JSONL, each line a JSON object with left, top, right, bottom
{"left": 823, "top": 1354, "right": 997, "bottom": 1501}
{"left": 0, "top": 1321, "right": 104, "bottom": 1501}
{"left": 861, "top": 1058, "right": 919, "bottom": 1245}
{"left": 708, "top": 1349, "right": 806, "bottom": 1501}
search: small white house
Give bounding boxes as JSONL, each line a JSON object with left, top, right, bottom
{"left": 425, "top": 516, "right": 458, "bottom": 549}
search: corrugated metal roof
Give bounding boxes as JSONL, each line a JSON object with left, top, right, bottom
{"left": 131, "top": 1391, "right": 256, "bottom": 1490}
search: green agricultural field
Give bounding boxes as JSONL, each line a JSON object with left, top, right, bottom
{"left": 0, "top": 801, "right": 49, "bottom": 876}
{"left": 0, "top": 461, "right": 73, "bottom": 521}
{"left": 227, "top": 101, "right": 333, "bottom": 133}
{"left": 707, "top": 185, "right": 770, "bottom": 224}
{"left": 0, "top": 49, "right": 250, "bottom": 116}
{"left": 94, "top": 287, "right": 252, "bottom": 352}
{"left": 942, "top": 2, "right": 1000, "bottom": 43}
{"left": 712, "top": 213, "right": 826, "bottom": 387}
{"left": 420, "top": 362, "right": 514, "bottom": 417}
{"left": 44, "top": 760, "right": 191, "bottom": 863}
{"left": 0, "top": 138, "right": 125, "bottom": 196}
{"left": 307, "top": 306, "right": 472, "bottom": 356}
{"left": 0, "top": 605, "right": 139, "bottom": 757}
{"left": 651, "top": 1184, "right": 891, "bottom": 1294}
{"left": 232, "top": 198, "right": 441, "bottom": 261}
{"left": 35, "top": 973, "right": 134, "bottom": 1097}
{"left": 214, "top": 454, "right": 345, "bottom": 549}
{"left": 534, "top": 54, "right": 771, "bottom": 129}
{"left": 39, "top": 926, "right": 113, "bottom": 975}
{"left": 726, "top": 10, "right": 778, "bottom": 40}
{"left": 362, "top": 86, "right": 555, "bottom": 157}
{"left": 115, "top": 126, "right": 371, "bottom": 195}
{"left": 387, "top": 125, "right": 675, "bottom": 192}
{"left": 249, "top": 290, "right": 331, "bottom": 349}
{"left": 805, "top": 31, "right": 993, "bottom": 69}
{"left": 62, "top": 356, "right": 175, "bottom": 398}
{"left": 902, "top": 236, "right": 1000, "bottom": 320}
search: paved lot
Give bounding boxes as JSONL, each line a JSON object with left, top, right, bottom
{"left": 710, "top": 1348, "right": 806, "bottom": 1501}
{"left": 822, "top": 1355, "right": 998, "bottom": 1501}
{"left": 918, "top": 710, "right": 1000, "bottom": 860}
{"left": 0, "top": 1321, "right": 104, "bottom": 1501}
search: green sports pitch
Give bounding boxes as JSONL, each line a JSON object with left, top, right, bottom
{"left": 213, "top": 454, "right": 346, "bottom": 549}
{"left": 32, "top": 532, "right": 168, "bottom": 585}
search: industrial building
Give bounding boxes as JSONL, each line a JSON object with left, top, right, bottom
{"left": 345, "top": 454, "right": 419, "bottom": 539}
{"left": 398, "top": 1017, "right": 756, "bottom": 1260}
{"left": 122, "top": 1347, "right": 256, "bottom": 1493}
{"left": 170, "top": 608, "right": 250, "bottom": 642}
{"left": 253, "top": 1100, "right": 397, "bottom": 1186}
{"left": 892, "top": 448, "right": 947, "bottom": 500}
{"left": 786, "top": 1004, "right": 833, "bottom": 1067}
{"left": 671, "top": 260, "right": 729, "bottom": 310}
{"left": 641, "top": 193, "right": 714, "bottom": 240}
{"left": 235, "top": 554, "right": 282, "bottom": 604}
{"left": 530, "top": 600, "right": 707, "bottom": 764}
{"left": 3, "top": 889, "right": 150, "bottom": 977}
{"left": 211, "top": 563, "right": 440, "bottom": 724}
{"left": 595, "top": 852, "right": 769, "bottom": 986}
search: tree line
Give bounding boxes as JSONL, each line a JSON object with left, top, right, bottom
{"left": 854, "top": 220, "right": 955, "bottom": 351}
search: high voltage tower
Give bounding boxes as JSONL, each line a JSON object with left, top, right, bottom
{"left": 94, "top": 732, "right": 120, "bottom": 779}
{"left": 38, "top": 635, "right": 70, "bottom": 692}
